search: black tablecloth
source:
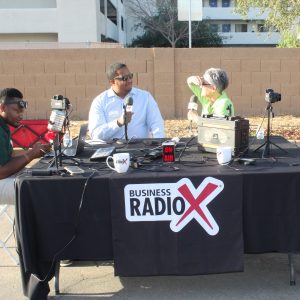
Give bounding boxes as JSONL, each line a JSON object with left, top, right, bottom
{"left": 15, "top": 137, "right": 300, "bottom": 299}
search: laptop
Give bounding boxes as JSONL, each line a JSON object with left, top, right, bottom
{"left": 46, "top": 123, "right": 88, "bottom": 157}
{"left": 63, "top": 123, "right": 88, "bottom": 157}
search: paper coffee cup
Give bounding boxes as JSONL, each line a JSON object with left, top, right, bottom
{"left": 216, "top": 146, "right": 232, "bottom": 165}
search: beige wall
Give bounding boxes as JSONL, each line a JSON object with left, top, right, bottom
{"left": 0, "top": 47, "right": 299, "bottom": 120}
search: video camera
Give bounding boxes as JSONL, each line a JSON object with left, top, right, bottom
{"left": 48, "top": 95, "right": 71, "bottom": 132}
{"left": 50, "top": 95, "right": 70, "bottom": 110}
{"left": 265, "top": 89, "right": 281, "bottom": 103}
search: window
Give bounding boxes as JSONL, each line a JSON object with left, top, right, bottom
{"left": 222, "top": 24, "right": 231, "bottom": 32}
{"left": 235, "top": 24, "right": 247, "bottom": 32}
{"left": 222, "top": 0, "right": 230, "bottom": 7}
{"left": 210, "top": 24, "right": 219, "bottom": 33}
{"left": 121, "top": 16, "right": 124, "bottom": 31}
{"left": 209, "top": 0, "right": 218, "bottom": 7}
{"left": 107, "top": 0, "right": 117, "bottom": 25}
{"left": 257, "top": 24, "right": 268, "bottom": 32}
{"left": 100, "top": 0, "right": 105, "bottom": 14}
{"left": 101, "top": 34, "right": 118, "bottom": 43}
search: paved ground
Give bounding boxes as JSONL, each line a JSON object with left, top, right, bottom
{"left": 1, "top": 211, "right": 300, "bottom": 300}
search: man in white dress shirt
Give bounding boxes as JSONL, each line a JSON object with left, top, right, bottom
{"left": 88, "top": 62, "right": 165, "bottom": 141}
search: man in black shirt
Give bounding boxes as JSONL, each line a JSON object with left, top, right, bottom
{"left": 0, "top": 88, "right": 51, "bottom": 204}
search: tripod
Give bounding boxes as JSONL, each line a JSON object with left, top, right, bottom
{"left": 48, "top": 115, "right": 79, "bottom": 170}
{"left": 254, "top": 103, "right": 288, "bottom": 158}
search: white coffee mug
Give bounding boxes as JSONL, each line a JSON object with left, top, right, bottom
{"left": 216, "top": 146, "right": 232, "bottom": 165}
{"left": 106, "top": 153, "right": 130, "bottom": 173}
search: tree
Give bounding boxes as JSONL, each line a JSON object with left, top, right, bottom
{"left": 128, "top": 21, "right": 222, "bottom": 48}
{"left": 126, "top": 0, "right": 222, "bottom": 48}
{"left": 235, "top": 0, "right": 300, "bottom": 47}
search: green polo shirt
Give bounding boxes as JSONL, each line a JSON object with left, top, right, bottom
{"left": 190, "top": 84, "right": 234, "bottom": 117}
{"left": 0, "top": 116, "right": 13, "bottom": 165}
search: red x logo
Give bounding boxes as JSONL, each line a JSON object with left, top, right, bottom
{"left": 176, "top": 182, "right": 218, "bottom": 229}
{"left": 170, "top": 177, "right": 224, "bottom": 234}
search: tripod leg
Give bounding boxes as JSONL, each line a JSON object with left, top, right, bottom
{"left": 262, "top": 142, "right": 270, "bottom": 158}
{"left": 253, "top": 141, "right": 267, "bottom": 153}
{"left": 269, "top": 140, "right": 288, "bottom": 153}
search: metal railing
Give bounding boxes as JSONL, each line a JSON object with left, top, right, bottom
{"left": 0, "top": 41, "right": 123, "bottom": 49}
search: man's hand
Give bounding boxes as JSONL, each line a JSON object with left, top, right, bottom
{"left": 0, "top": 142, "right": 51, "bottom": 179}
{"left": 117, "top": 111, "right": 134, "bottom": 127}
{"left": 27, "top": 142, "right": 52, "bottom": 160}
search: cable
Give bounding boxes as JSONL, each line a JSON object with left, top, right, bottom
{"left": 234, "top": 109, "right": 268, "bottom": 159}
{"left": 177, "top": 136, "right": 197, "bottom": 162}
{"left": 132, "top": 163, "right": 180, "bottom": 172}
{"left": 30, "top": 168, "right": 97, "bottom": 282}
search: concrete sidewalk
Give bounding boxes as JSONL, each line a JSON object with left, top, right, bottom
{"left": 1, "top": 246, "right": 300, "bottom": 299}
{"left": 2, "top": 206, "right": 300, "bottom": 299}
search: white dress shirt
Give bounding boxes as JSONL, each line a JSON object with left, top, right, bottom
{"left": 88, "top": 87, "right": 165, "bottom": 141}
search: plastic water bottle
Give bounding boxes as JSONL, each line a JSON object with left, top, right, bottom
{"left": 256, "top": 128, "right": 265, "bottom": 140}
{"left": 63, "top": 132, "right": 72, "bottom": 148}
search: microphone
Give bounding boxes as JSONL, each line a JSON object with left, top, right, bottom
{"left": 187, "top": 95, "right": 199, "bottom": 126}
{"left": 125, "top": 96, "right": 133, "bottom": 112}
{"left": 123, "top": 96, "right": 133, "bottom": 141}
{"left": 227, "top": 104, "right": 232, "bottom": 117}
{"left": 188, "top": 95, "right": 198, "bottom": 112}
{"left": 31, "top": 169, "right": 54, "bottom": 176}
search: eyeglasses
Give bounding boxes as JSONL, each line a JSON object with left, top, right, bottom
{"left": 114, "top": 73, "right": 134, "bottom": 82}
{"left": 2, "top": 98, "right": 28, "bottom": 109}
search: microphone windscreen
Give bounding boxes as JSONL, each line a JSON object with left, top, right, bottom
{"left": 189, "top": 95, "right": 198, "bottom": 103}
{"left": 125, "top": 96, "right": 133, "bottom": 106}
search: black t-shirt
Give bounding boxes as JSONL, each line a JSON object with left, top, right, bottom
{"left": 0, "top": 117, "right": 13, "bottom": 165}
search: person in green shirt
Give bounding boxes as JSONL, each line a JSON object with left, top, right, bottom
{"left": 187, "top": 68, "right": 234, "bottom": 121}
{"left": 0, "top": 88, "right": 51, "bottom": 204}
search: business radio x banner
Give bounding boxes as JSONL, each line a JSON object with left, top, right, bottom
{"left": 109, "top": 174, "right": 244, "bottom": 276}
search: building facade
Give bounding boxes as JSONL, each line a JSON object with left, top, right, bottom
{"left": 0, "top": 0, "right": 127, "bottom": 45}
{"left": 202, "top": 0, "right": 280, "bottom": 46}
{"left": 0, "top": 0, "right": 281, "bottom": 47}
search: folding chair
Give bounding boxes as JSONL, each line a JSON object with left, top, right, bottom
{"left": 1, "top": 120, "right": 48, "bottom": 265}
{"left": 9, "top": 119, "right": 49, "bottom": 149}
{"left": 0, "top": 204, "right": 18, "bottom": 265}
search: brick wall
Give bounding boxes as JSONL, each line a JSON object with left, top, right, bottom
{"left": 0, "top": 47, "right": 299, "bottom": 120}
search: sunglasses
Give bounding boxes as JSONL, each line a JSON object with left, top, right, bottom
{"left": 200, "top": 77, "right": 212, "bottom": 87}
{"left": 2, "top": 98, "right": 28, "bottom": 109}
{"left": 114, "top": 73, "right": 134, "bottom": 81}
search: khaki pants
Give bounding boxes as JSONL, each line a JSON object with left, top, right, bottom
{"left": 0, "top": 176, "right": 15, "bottom": 205}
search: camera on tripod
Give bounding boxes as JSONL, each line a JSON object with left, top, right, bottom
{"left": 50, "top": 95, "right": 70, "bottom": 110}
{"left": 48, "top": 95, "right": 71, "bottom": 132}
{"left": 265, "top": 89, "right": 281, "bottom": 103}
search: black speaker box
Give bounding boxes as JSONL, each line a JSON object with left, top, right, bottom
{"left": 197, "top": 116, "right": 249, "bottom": 156}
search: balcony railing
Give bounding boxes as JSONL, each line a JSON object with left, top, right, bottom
{"left": 0, "top": 42, "right": 123, "bottom": 49}
{"left": 203, "top": 7, "right": 269, "bottom": 20}
{"left": 220, "top": 32, "right": 280, "bottom": 45}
